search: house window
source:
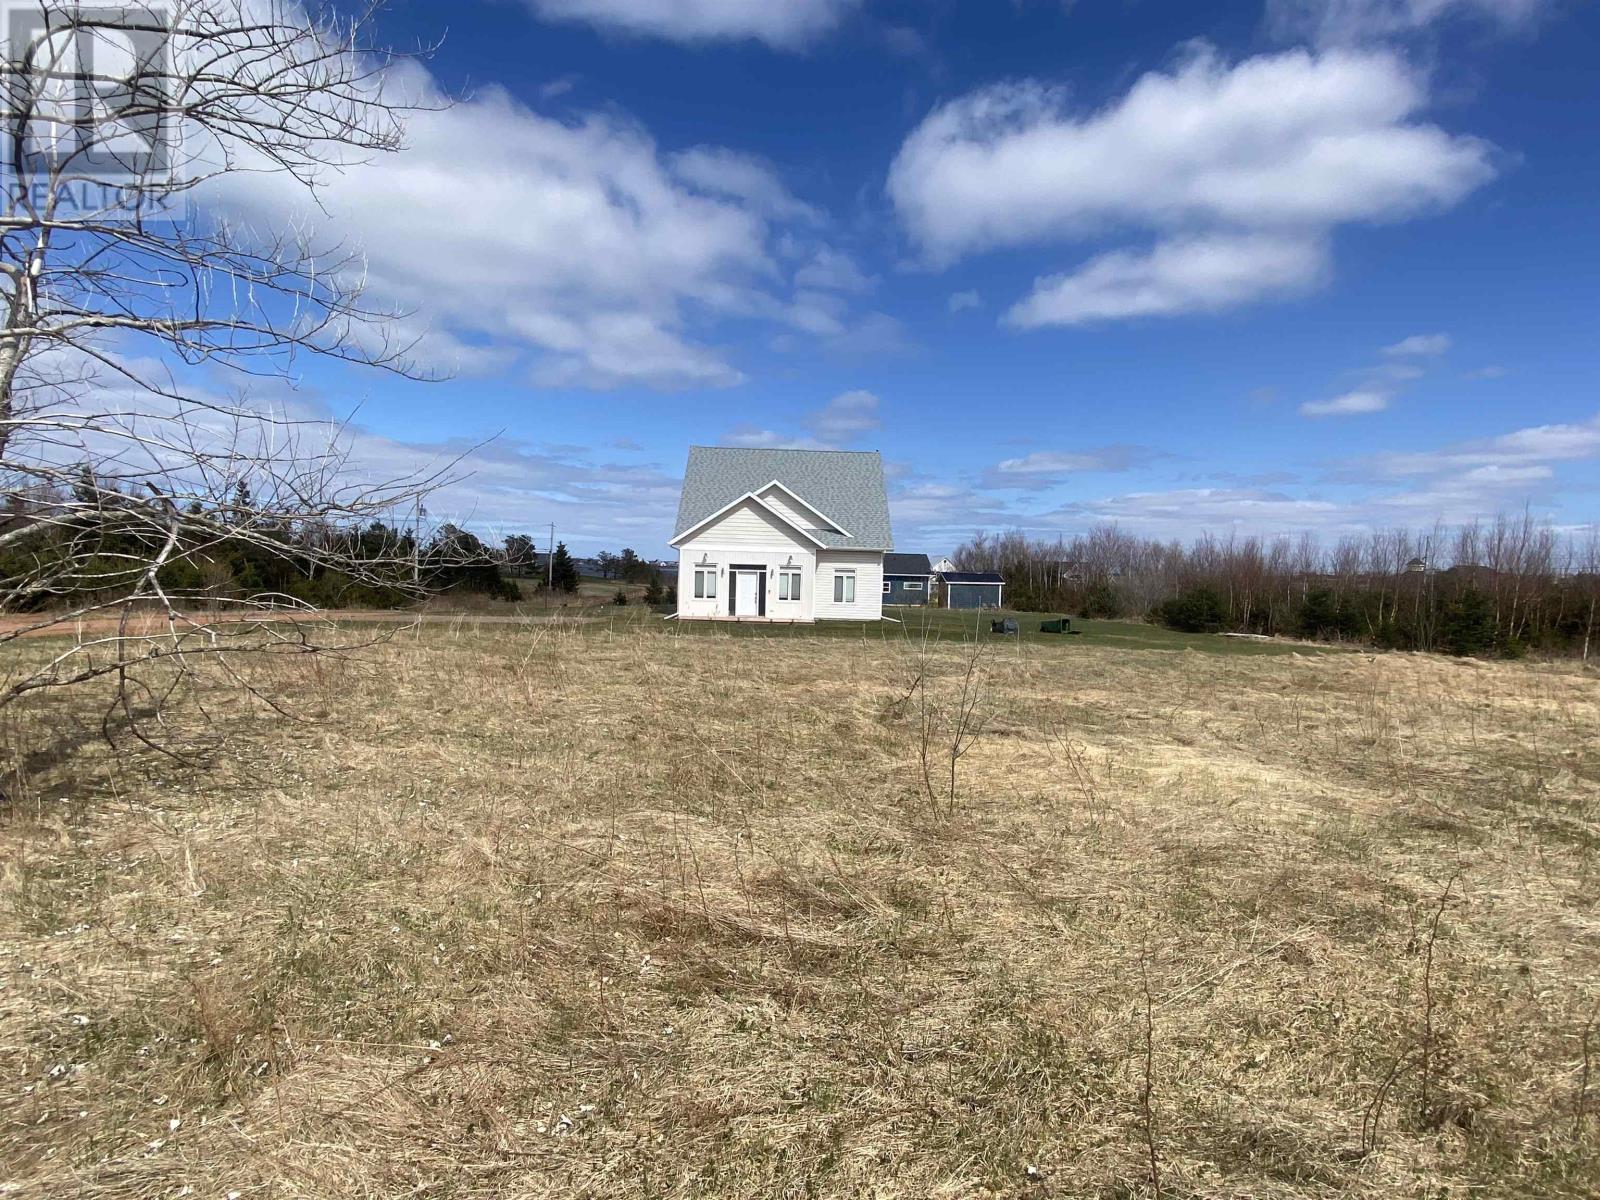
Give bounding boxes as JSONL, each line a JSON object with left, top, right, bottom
{"left": 833, "top": 571, "right": 856, "bottom": 604}
{"left": 904, "top": 581, "right": 924, "bottom": 591}
{"left": 778, "top": 570, "right": 802, "bottom": 601}
{"left": 694, "top": 568, "right": 717, "bottom": 599}
{"left": 883, "top": 580, "right": 891, "bottom": 594}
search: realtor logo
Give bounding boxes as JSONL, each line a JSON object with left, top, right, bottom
{"left": 1, "top": 2, "right": 181, "bottom": 217}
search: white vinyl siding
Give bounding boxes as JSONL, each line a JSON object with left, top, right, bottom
{"left": 756, "top": 485, "right": 838, "bottom": 538}
{"left": 675, "top": 499, "right": 818, "bottom": 621}
{"left": 693, "top": 499, "right": 803, "bottom": 547}
{"left": 813, "top": 550, "right": 883, "bottom": 621}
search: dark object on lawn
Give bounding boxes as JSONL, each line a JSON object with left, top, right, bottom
{"left": 991, "top": 618, "right": 1019, "bottom": 635}
{"left": 1040, "top": 617, "right": 1083, "bottom": 635}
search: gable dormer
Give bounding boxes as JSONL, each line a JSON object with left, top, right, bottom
{"left": 756, "top": 481, "right": 851, "bottom": 541}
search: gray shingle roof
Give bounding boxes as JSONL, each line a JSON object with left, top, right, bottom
{"left": 883, "top": 553, "right": 932, "bottom": 576}
{"left": 674, "top": 446, "right": 894, "bottom": 551}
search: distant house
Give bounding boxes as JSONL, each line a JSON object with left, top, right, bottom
{"left": 883, "top": 553, "right": 934, "bottom": 605}
{"left": 670, "top": 446, "right": 893, "bottom": 622}
{"left": 938, "top": 570, "right": 1006, "bottom": 610}
{"left": 931, "top": 556, "right": 957, "bottom": 574}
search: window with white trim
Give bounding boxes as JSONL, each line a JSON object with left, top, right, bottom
{"left": 904, "top": 581, "right": 924, "bottom": 591}
{"left": 694, "top": 568, "right": 717, "bottom": 599}
{"left": 883, "top": 580, "right": 891, "bottom": 594}
{"left": 833, "top": 571, "right": 856, "bottom": 604}
{"left": 778, "top": 570, "right": 802, "bottom": 601}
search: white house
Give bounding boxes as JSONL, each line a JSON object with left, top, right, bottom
{"left": 671, "top": 446, "right": 893, "bottom": 622}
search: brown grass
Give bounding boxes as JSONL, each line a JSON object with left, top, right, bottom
{"left": 2, "top": 625, "right": 1598, "bottom": 1197}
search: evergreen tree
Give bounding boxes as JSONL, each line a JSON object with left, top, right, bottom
{"left": 1438, "top": 588, "right": 1496, "bottom": 657}
{"left": 549, "top": 541, "right": 580, "bottom": 592}
{"left": 619, "top": 547, "right": 647, "bottom": 582}
{"left": 1156, "top": 586, "right": 1228, "bottom": 633}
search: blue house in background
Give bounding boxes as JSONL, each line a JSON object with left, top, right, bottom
{"left": 882, "top": 553, "right": 934, "bottom": 605}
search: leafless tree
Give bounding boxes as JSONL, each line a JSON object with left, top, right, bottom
{"left": 0, "top": 1, "right": 458, "bottom": 752}
{"left": 950, "top": 514, "right": 1599, "bottom": 656}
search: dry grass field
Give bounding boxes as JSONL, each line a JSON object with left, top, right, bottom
{"left": 2, "top": 623, "right": 1598, "bottom": 1198}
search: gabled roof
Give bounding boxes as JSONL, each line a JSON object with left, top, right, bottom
{"left": 883, "top": 553, "right": 932, "bottom": 576}
{"left": 939, "top": 571, "right": 1006, "bottom": 585}
{"left": 669, "top": 490, "right": 828, "bottom": 549}
{"left": 674, "top": 446, "right": 894, "bottom": 551}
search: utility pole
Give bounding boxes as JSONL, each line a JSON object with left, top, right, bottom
{"left": 547, "top": 522, "right": 555, "bottom": 591}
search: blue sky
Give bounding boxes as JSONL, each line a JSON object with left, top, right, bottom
{"left": 255, "top": 0, "right": 1599, "bottom": 557}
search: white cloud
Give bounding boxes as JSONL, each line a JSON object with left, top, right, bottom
{"left": 210, "top": 65, "right": 857, "bottom": 391}
{"left": 888, "top": 44, "right": 1495, "bottom": 324}
{"left": 984, "top": 447, "right": 1162, "bottom": 488}
{"left": 793, "top": 246, "right": 873, "bottom": 292}
{"left": 525, "top": 0, "right": 862, "bottom": 48}
{"left": 807, "top": 389, "right": 882, "bottom": 441}
{"left": 948, "top": 289, "right": 982, "bottom": 313}
{"left": 724, "top": 389, "right": 882, "bottom": 451}
{"left": 1382, "top": 332, "right": 1451, "bottom": 356}
{"left": 670, "top": 146, "right": 821, "bottom": 223}
{"left": 1300, "top": 389, "right": 1391, "bottom": 416}
{"left": 1364, "top": 414, "right": 1600, "bottom": 477}
{"left": 1267, "top": 0, "right": 1550, "bottom": 45}
{"left": 1006, "top": 233, "right": 1326, "bottom": 327}
{"left": 1063, "top": 487, "right": 1347, "bottom": 535}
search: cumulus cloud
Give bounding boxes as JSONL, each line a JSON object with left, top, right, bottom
{"left": 1383, "top": 332, "right": 1452, "bottom": 356}
{"left": 724, "top": 390, "right": 882, "bottom": 451}
{"left": 888, "top": 44, "right": 1496, "bottom": 325}
{"left": 1267, "top": 0, "right": 1551, "bottom": 45}
{"left": 807, "top": 389, "right": 882, "bottom": 441}
{"left": 793, "top": 247, "right": 874, "bottom": 293}
{"left": 209, "top": 65, "right": 865, "bottom": 391}
{"left": 1006, "top": 233, "right": 1326, "bottom": 327}
{"left": 525, "top": 0, "right": 862, "bottom": 48}
{"left": 1300, "top": 389, "right": 1392, "bottom": 417}
{"left": 670, "top": 146, "right": 822, "bottom": 223}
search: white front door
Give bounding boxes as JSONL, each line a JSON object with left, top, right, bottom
{"left": 734, "top": 570, "right": 760, "bottom": 617}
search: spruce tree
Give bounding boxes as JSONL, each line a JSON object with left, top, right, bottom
{"left": 549, "top": 542, "right": 580, "bottom": 593}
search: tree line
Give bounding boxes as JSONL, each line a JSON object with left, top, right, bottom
{"left": 952, "top": 516, "right": 1600, "bottom": 658}
{"left": 0, "top": 473, "right": 530, "bottom": 612}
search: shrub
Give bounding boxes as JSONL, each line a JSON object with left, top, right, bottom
{"left": 1298, "top": 589, "right": 1359, "bottom": 640}
{"left": 1077, "top": 579, "right": 1122, "bottom": 619}
{"left": 612, "top": 589, "right": 629, "bottom": 606}
{"left": 1438, "top": 588, "right": 1495, "bottom": 657}
{"left": 1156, "top": 586, "right": 1228, "bottom": 633}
